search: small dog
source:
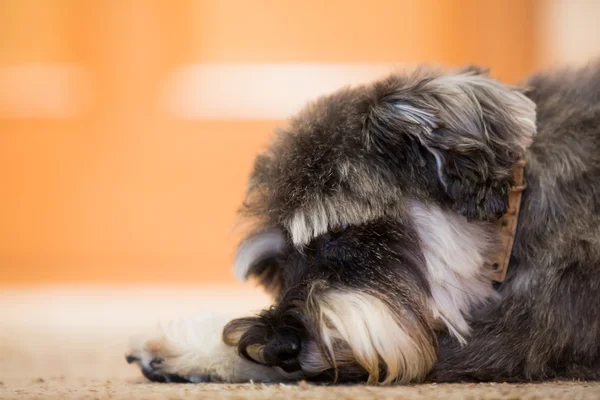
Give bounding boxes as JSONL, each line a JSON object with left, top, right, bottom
{"left": 126, "top": 62, "right": 600, "bottom": 384}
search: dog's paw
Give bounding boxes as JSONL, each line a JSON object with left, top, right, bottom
{"left": 125, "top": 313, "right": 226, "bottom": 383}
{"left": 125, "top": 336, "right": 212, "bottom": 383}
{"left": 125, "top": 352, "right": 206, "bottom": 383}
{"left": 125, "top": 312, "right": 287, "bottom": 383}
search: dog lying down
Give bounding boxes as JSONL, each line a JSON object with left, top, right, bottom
{"left": 126, "top": 61, "right": 600, "bottom": 384}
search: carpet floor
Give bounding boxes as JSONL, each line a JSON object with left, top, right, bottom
{"left": 2, "top": 286, "right": 599, "bottom": 400}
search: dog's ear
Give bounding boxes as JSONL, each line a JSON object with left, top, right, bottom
{"left": 233, "top": 229, "right": 287, "bottom": 296}
{"left": 367, "top": 67, "right": 536, "bottom": 220}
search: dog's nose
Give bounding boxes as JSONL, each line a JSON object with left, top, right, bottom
{"left": 263, "top": 334, "right": 301, "bottom": 372}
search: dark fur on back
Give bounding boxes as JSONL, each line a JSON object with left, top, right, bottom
{"left": 432, "top": 62, "right": 600, "bottom": 382}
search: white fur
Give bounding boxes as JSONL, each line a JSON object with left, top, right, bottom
{"left": 287, "top": 196, "right": 387, "bottom": 246}
{"left": 409, "top": 201, "right": 498, "bottom": 342}
{"left": 305, "top": 289, "right": 436, "bottom": 384}
{"left": 393, "top": 103, "right": 438, "bottom": 129}
{"left": 127, "top": 312, "right": 291, "bottom": 383}
{"left": 289, "top": 208, "right": 326, "bottom": 247}
{"left": 234, "top": 230, "right": 286, "bottom": 281}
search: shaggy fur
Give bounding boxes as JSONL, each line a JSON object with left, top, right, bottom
{"left": 127, "top": 61, "right": 600, "bottom": 384}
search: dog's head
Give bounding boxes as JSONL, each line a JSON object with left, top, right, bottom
{"left": 223, "top": 67, "right": 536, "bottom": 383}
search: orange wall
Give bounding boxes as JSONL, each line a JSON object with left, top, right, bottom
{"left": 0, "top": 0, "right": 541, "bottom": 284}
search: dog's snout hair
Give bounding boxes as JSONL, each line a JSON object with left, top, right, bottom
{"left": 304, "top": 286, "right": 437, "bottom": 384}
{"left": 228, "top": 214, "right": 447, "bottom": 383}
{"left": 223, "top": 282, "right": 438, "bottom": 383}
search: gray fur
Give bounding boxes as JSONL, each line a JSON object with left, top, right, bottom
{"left": 432, "top": 61, "right": 600, "bottom": 382}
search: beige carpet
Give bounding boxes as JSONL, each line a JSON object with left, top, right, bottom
{"left": 2, "top": 286, "right": 599, "bottom": 400}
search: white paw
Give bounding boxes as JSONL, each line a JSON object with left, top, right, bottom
{"left": 125, "top": 312, "right": 287, "bottom": 383}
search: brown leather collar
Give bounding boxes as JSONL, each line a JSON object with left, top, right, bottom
{"left": 490, "top": 159, "right": 527, "bottom": 282}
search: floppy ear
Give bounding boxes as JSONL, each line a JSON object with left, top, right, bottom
{"left": 233, "top": 229, "right": 287, "bottom": 296}
{"left": 368, "top": 67, "right": 536, "bottom": 220}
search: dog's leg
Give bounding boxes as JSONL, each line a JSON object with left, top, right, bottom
{"left": 429, "top": 296, "right": 600, "bottom": 382}
{"left": 428, "top": 299, "right": 541, "bottom": 383}
{"left": 125, "top": 312, "right": 287, "bottom": 383}
{"left": 428, "top": 333, "right": 524, "bottom": 382}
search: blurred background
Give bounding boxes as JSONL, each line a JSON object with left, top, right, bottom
{"left": 1, "top": 0, "right": 599, "bottom": 286}
{"left": 1, "top": 0, "right": 599, "bottom": 387}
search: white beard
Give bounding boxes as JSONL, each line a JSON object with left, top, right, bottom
{"left": 409, "top": 201, "right": 499, "bottom": 342}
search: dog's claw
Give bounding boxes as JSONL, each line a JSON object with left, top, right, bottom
{"left": 126, "top": 353, "right": 197, "bottom": 383}
{"left": 141, "top": 366, "right": 191, "bottom": 383}
{"left": 125, "top": 354, "right": 139, "bottom": 364}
